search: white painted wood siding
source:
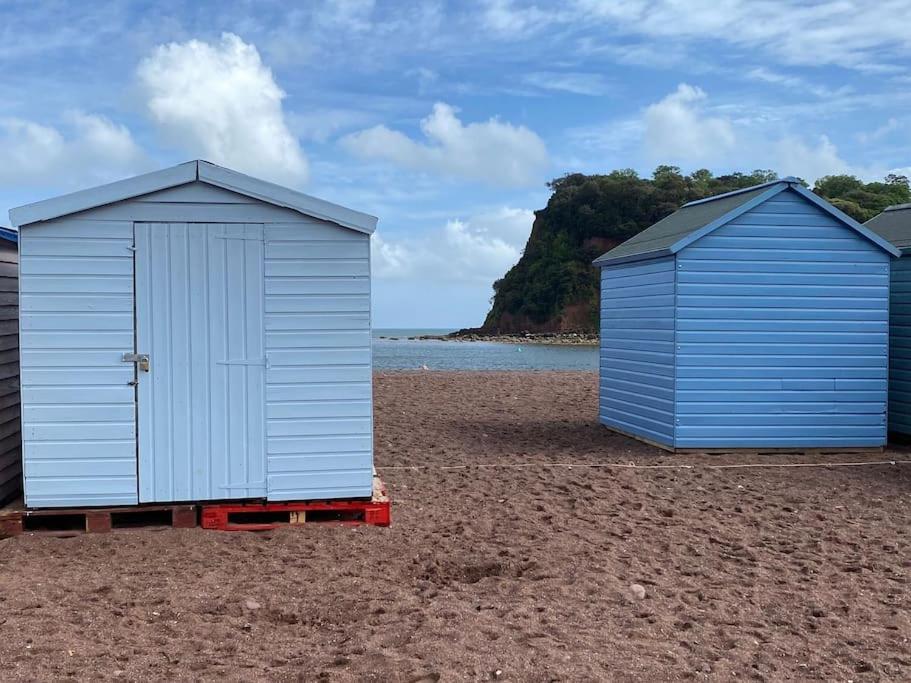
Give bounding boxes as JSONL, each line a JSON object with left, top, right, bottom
{"left": 19, "top": 219, "right": 137, "bottom": 506}
{"left": 264, "top": 221, "right": 373, "bottom": 500}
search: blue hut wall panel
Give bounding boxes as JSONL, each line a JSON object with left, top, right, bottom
{"left": 674, "top": 191, "right": 889, "bottom": 448}
{"left": 889, "top": 254, "right": 911, "bottom": 434}
{"left": 597, "top": 183, "right": 894, "bottom": 451}
{"left": 599, "top": 256, "right": 676, "bottom": 447}
{"left": 16, "top": 165, "right": 374, "bottom": 508}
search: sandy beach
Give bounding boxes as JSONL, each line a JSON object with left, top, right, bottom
{"left": 0, "top": 371, "right": 909, "bottom": 681}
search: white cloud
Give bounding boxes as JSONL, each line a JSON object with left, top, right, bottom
{"left": 480, "top": 0, "right": 557, "bottom": 38}
{"left": 0, "top": 111, "right": 147, "bottom": 187}
{"left": 341, "top": 102, "right": 548, "bottom": 186}
{"left": 373, "top": 207, "right": 534, "bottom": 283}
{"left": 586, "top": 82, "right": 870, "bottom": 182}
{"left": 643, "top": 84, "right": 736, "bottom": 165}
{"left": 137, "top": 33, "right": 308, "bottom": 186}
{"left": 479, "top": 1, "right": 911, "bottom": 71}
{"left": 521, "top": 71, "right": 611, "bottom": 96}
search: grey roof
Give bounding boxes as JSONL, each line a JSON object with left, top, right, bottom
{"left": 593, "top": 176, "right": 901, "bottom": 266}
{"left": 593, "top": 183, "right": 775, "bottom": 264}
{"left": 865, "top": 204, "right": 911, "bottom": 250}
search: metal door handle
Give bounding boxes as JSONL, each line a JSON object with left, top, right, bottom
{"left": 122, "top": 353, "right": 151, "bottom": 372}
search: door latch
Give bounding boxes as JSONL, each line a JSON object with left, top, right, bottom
{"left": 122, "top": 353, "right": 150, "bottom": 373}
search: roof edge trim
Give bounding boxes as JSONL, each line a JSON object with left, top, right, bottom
{"left": 593, "top": 247, "right": 674, "bottom": 268}
{"left": 9, "top": 160, "right": 378, "bottom": 234}
{"left": 9, "top": 161, "right": 198, "bottom": 228}
{"left": 669, "top": 184, "right": 790, "bottom": 255}
{"left": 682, "top": 178, "right": 790, "bottom": 207}
{"left": 197, "top": 161, "right": 377, "bottom": 234}
{"left": 788, "top": 183, "right": 901, "bottom": 258}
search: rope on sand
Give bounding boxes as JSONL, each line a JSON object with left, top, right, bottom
{"left": 377, "top": 459, "right": 911, "bottom": 471}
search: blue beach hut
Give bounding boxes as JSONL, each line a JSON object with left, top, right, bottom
{"left": 10, "top": 161, "right": 377, "bottom": 507}
{"left": 593, "top": 177, "right": 900, "bottom": 452}
{"left": 865, "top": 203, "right": 911, "bottom": 436}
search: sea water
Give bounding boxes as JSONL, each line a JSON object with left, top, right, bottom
{"left": 372, "top": 329, "right": 598, "bottom": 371}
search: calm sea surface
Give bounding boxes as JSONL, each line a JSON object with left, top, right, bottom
{"left": 372, "top": 329, "right": 598, "bottom": 371}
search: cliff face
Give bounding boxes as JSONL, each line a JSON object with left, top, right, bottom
{"left": 478, "top": 168, "right": 785, "bottom": 334}
{"left": 475, "top": 168, "right": 911, "bottom": 335}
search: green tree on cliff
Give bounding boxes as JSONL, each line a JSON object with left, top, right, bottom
{"left": 481, "top": 167, "right": 910, "bottom": 334}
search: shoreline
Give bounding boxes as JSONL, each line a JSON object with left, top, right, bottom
{"left": 376, "top": 331, "right": 599, "bottom": 346}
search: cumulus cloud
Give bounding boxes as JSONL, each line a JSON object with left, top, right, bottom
{"left": 0, "top": 111, "right": 148, "bottom": 187}
{"left": 643, "top": 84, "right": 736, "bottom": 165}
{"left": 373, "top": 207, "right": 534, "bottom": 283}
{"left": 137, "top": 33, "right": 308, "bottom": 186}
{"left": 639, "top": 83, "right": 863, "bottom": 182}
{"left": 341, "top": 102, "right": 548, "bottom": 187}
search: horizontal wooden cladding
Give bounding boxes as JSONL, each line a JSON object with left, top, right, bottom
{"left": 672, "top": 194, "right": 889, "bottom": 447}
{"left": 19, "top": 217, "right": 137, "bottom": 507}
{"left": 21, "top": 237, "right": 132, "bottom": 257}
{"left": 21, "top": 331, "right": 133, "bottom": 349}
{"left": 21, "top": 312, "right": 133, "bottom": 331}
{"left": 265, "top": 241, "right": 369, "bottom": 260}
{"left": 266, "top": 260, "right": 369, "bottom": 277}
{"left": 265, "top": 311, "right": 369, "bottom": 328}
{"left": 599, "top": 256, "right": 675, "bottom": 445}
{"left": 21, "top": 293, "right": 132, "bottom": 313}
{"left": 677, "top": 425, "right": 884, "bottom": 438}
{"left": 267, "top": 435, "right": 371, "bottom": 455}
{"left": 265, "top": 295, "right": 369, "bottom": 314}
{"left": 677, "top": 259, "right": 887, "bottom": 275}
{"left": 678, "top": 271, "right": 888, "bottom": 286}
{"left": 266, "top": 330, "right": 371, "bottom": 349}
{"left": 267, "top": 399, "right": 371, "bottom": 419}
{"left": 680, "top": 414, "right": 885, "bottom": 427}
{"left": 674, "top": 437, "right": 885, "bottom": 448}
{"left": 677, "top": 366, "right": 886, "bottom": 379}
{"left": 600, "top": 413, "right": 673, "bottom": 447}
{"left": 21, "top": 256, "right": 132, "bottom": 276}
{"left": 678, "top": 401, "right": 885, "bottom": 415}
{"left": 267, "top": 418, "right": 371, "bottom": 437}
{"left": 263, "top": 221, "right": 372, "bottom": 500}
{"left": 266, "top": 470, "right": 373, "bottom": 500}
{"left": 678, "top": 295, "right": 885, "bottom": 310}
{"left": 680, "top": 248, "right": 884, "bottom": 263}
{"left": 267, "top": 452, "right": 371, "bottom": 473}
{"left": 23, "top": 274, "right": 132, "bottom": 294}
{"left": 265, "top": 277, "right": 369, "bottom": 295}
{"left": 678, "top": 308, "right": 886, "bottom": 321}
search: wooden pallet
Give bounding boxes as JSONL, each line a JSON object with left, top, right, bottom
{"left": 200, "top": 475, "right": 391, "bottom": 531}
{"left": 0, "top": 499, "right": 197, "bottom": 538}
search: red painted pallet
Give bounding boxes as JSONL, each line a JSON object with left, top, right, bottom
{"left": 200, "top": 475, "right": 391, "bottom": 531}
{"left": 0, "top": 499, "right": 197, "bottom": 538}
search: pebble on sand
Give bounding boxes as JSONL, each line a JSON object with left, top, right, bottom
{"left": 245, "top": 599, "right": 262, "bottom": 610}
{"left": 629, "top": 584, "right": 646, "bottom": 600}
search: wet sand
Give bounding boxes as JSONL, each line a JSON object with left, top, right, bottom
{"left": 0, "top": 372, "right": 909, "bottom": 681}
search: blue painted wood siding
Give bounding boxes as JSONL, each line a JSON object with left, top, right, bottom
{"left": 264, "top": 220, "right": 372, "bottom": 500}
{"left": 599, "top": 256, "right": 676, "bottom": 446}
{"left": 888, "top": 253, "right": 911, "bottom": 434}
{"left": 19, "top": 218, "right": 137, "bottom": 507}
{"left": 674, "top": 189, "right": 890, "bottom": 448}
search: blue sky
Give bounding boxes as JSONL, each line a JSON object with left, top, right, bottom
{"left": 2, "top": 0, "right": 911, "bottom": 328}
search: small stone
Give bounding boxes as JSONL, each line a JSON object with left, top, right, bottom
{"left": 630, "top": 583, "right": 647, "bottom": 600}
{"left": 493, "top": 670, "right": 503, "bottom": 679}
{"left": 245, "top": 599, "right": 262, "bottom": 610}
{"left": 242, "top": 622, "right": 253, "bottom": 631}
